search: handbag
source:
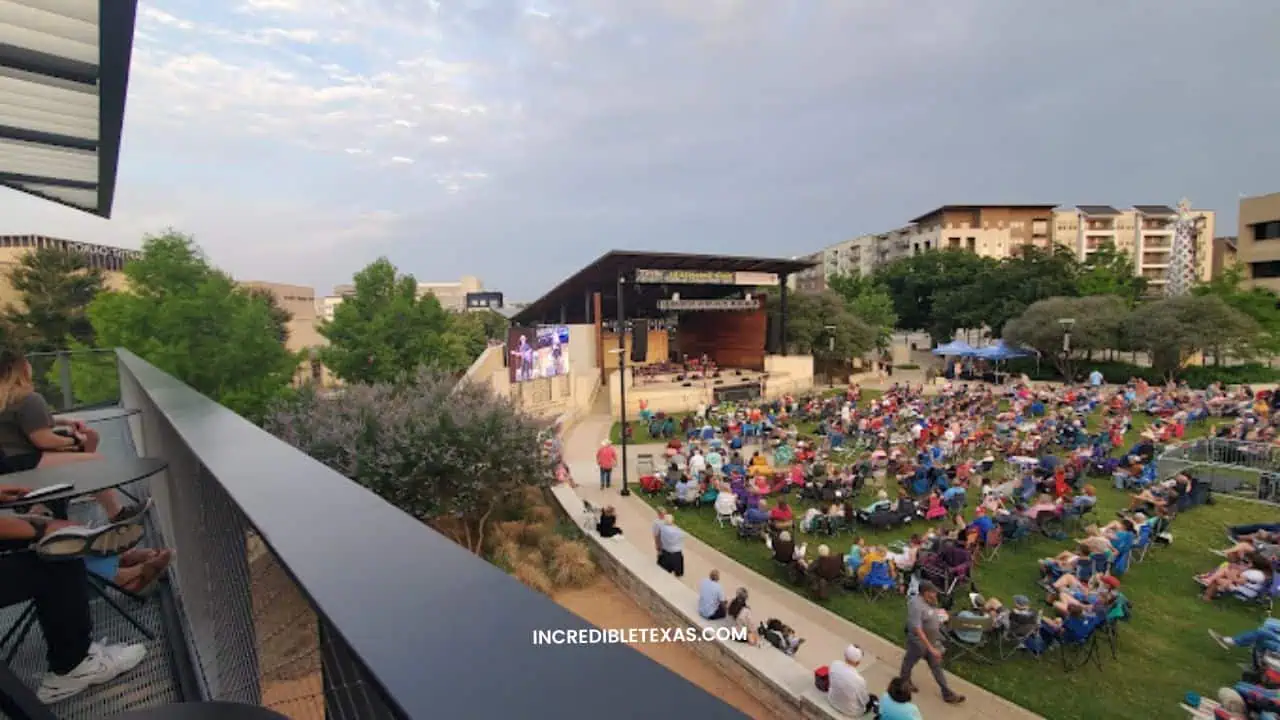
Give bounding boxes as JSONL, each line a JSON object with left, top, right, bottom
{"left": 814, "top": 665, "right": 830, "bottom": 693}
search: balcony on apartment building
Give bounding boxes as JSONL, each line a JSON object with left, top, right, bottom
{"left": 1, "top": 351, "right": 738, "bottom": 720}
{"left": 1078, "top": 205, "right": 1121, "bottom": 232}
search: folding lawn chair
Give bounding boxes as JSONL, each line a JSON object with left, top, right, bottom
{"left": 980, "top": 526, "right": 1004, "bottom": 562}
{"left": 860, "top": 560, "right": 897, "bottom": 600}
{"left": 1000, "top": 610, "right": 1046, "bottom": 660}
{"left": 945, "top": 613, "right": 996, "bottom": 665}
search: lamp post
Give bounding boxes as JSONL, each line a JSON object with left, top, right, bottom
{"left": 616, "top": 273, "right": 631, "bottom": 497}
{"left": 1058, "top": 317, "right": 1075, "bottom": 382}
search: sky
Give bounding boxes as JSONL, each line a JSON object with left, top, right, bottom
{"left": 2, "top": 0, "right": 1278, "bottom": 301}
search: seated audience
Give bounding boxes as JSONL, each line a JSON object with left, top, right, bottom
{"left": 769, "top": 500, "right": 795, "bottom": 531}
{"left": 698, "top": 569, "right": 727, "bottom": 620}
{"left": 596, "top": 506, "right": 623, "bottom": 538}
{"left": 727, "top": 588, "right": 758, "bottom": 645}
{"left": 878, "top": 677, "right": 923, "bottom": 720}
{"left": 827, "top": 644, "right": 875, "bottom": 718}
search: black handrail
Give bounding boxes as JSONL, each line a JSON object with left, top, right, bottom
{"left": 117, "top": 350, "right": 745, "bottom": 719}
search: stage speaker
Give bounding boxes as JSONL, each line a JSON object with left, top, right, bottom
{"left": 631, "top": 321, "right": 648, "bottom": 363}
{"left": 682, "top": 382, "right": 693, "bottom": 388}
{"left": 766, "top": 317, "right": 781, "bottom": 354}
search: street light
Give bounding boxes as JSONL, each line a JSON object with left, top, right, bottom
{"left": 1058, "top": 317, "right": 1075, "bottom": 381}
{"left": 616, "top": 273, "right": 631, "bottom": 497}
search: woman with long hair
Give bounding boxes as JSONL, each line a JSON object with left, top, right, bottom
{"left": 0, "top": 346, "right": 136, "bottom": 522}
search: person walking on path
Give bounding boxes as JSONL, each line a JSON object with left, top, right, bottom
{"left": 596, "top": 439, "right": 618, "bottom": 490}
{"left": 898, "top": 581, "right": 965, "bottom": 706}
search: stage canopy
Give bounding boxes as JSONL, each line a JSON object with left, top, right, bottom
{"left": 932, "top": 340, "right": 978, "bottom": 357}
{"left": 510, "top": 250, "right": 815, "bottom": 326}
{"left": 974, "top": 339, "right": 1034, "bottom": 361}
{"left": 0, "top": 0, "right": 138, "bottom": 217}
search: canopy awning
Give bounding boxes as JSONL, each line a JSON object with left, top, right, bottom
{"left": 932, "top": 340, "right": 978, "bottom": 357}
{"left": 974, "top": 340, "right": 1034, "bottom": 361}
{"left": 0, "top": 0, "right": 138, "bottom": 217}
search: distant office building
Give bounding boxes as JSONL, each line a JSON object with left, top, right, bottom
{"left": 1050, "top": 205, "right": 1216, "bottom": 289}
{"left": 1213, "top": 236, "right": 1238, "bottom": 279}
{"left": 240, "top": 281, "right": 333, "bottom": 386}
{"left": 0, "top": 235, "right": 138, "bottom": 306}
{"left": 1238, "top": 192, "right": 1280, "bottom": 293}
{"left": 465, "top": 291, "right": 504, "bottom": 311}
{"left": 323, "top": 274, "right": 484, "bottom": 316}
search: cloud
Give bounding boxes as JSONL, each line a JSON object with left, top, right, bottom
{"left": 0, "top": 0, "right": 1277, "bottom": 304}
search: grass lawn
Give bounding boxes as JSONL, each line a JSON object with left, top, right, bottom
{"left": 634, "top": 411, "right": 1279, "bottom": 720}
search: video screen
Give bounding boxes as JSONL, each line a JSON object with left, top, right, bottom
{"left": 508, "top": 325, "right": 570, "bottom": 383}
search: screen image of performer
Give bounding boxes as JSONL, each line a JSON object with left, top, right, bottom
{"left": 549, "top": 335, "right": 564, "bottom": 377}
{"left": 512, "top": 334, "right": 535, "bottom": 381}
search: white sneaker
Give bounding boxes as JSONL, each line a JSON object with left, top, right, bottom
{"left": 37, "top": 641, "right": 147, "bottom": 703}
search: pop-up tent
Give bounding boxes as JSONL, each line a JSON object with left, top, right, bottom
{"left": 974, "top": 340, "right": 1034, "bottom": 361}
{"left": 932, "top": 340, "right": 978, "bottom": 357}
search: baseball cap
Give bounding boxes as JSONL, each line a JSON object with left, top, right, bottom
{"left": 844, "top": 645, "right": 863, "bottom": 664}
{"left": 1013, "top": 594, "right": 1030, "bottom": 608}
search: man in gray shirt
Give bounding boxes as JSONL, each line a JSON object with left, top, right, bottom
{"left": 898, "top": 581, "right": 965, "bottom": 705}
{"left": 656, "top": 516, "right": 685, "bottom": 578}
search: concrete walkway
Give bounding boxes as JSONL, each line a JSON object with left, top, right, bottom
{"left": 562, "top": 413, "right": 1041, "bottom": 720}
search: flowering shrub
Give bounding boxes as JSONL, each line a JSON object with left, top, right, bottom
{"left": 264, "top": 368, "right": 552, "bottom": 554}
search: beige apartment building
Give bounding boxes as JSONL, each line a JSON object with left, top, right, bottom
{"left": 1050, "top": 205, "right": 1216, "bottom": 289}
{"left": 1238, "top": 192, "right": 1280, "bottom": 293}
{"left": 324, "top": 274, "right": 484, "bottom": 317}
{"left": 0, "top": 235, "right": 138, "bottom": 306}
{"left": 903, "top": 205, "right": 1057, "bottom": 259}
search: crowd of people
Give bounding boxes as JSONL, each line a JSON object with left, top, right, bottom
{"left": 588, "top": 371, "right": 1280, "bottom": 718}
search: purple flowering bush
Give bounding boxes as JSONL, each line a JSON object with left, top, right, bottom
{"left": 264, "top": 368, "right": 552, "bottom": 555}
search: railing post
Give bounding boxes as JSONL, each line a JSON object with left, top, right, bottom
{"left": 57, "top": 351, "right": 74, "bottom": 410}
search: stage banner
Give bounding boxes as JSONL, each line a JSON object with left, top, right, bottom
{"left": 508, "top": 325, "right": 570, "bottom": 383}
{"left": 657, "top": 298, "right": 760, "bottom": 311}
{"left": 734, "top": 271, "right": 779, "bottom": 286}
{"left": 635, "top": 268, "right": 735, "bottom": 285}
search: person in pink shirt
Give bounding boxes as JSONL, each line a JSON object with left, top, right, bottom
{"left": 596, "top": 439, "right": 618, "bottom": 490}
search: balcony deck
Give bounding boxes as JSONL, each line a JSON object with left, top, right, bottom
{"left": 1, "top": 409, "right": 185, "bottom": 720}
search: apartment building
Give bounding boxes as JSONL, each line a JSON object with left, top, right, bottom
{"left": 1050, "top": 205, "right": 1216, "bottom": 288}
{"left": 1213, "top": 236, "right": 1238, "bottom": 278}
{"left": 323, "top": 274, "right": 486, "bottom": 317}
{"left": 1238, "top": 192, "right": 1280, "bottom": 293}
{"left": 239, "top": 281, "right": 335, "bottom": 386}
{"left": 903, "top": 205, "right": 1057, "bottom": 259}
{"left": 0, "top": 235, "right": 138, "bottom": 306}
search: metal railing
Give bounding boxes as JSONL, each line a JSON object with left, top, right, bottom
{"left": 1157, "top": 438, "right": 1280, "bottom": 498}
{"left": 25, "top": 349, "right": 121, "bottom": 414}
{"left": 113, "top": 349, "right": 744, "bottom": 719}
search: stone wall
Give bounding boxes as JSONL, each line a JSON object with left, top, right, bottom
{"left": 550, "top": 486, "right": 842, "bottom": 719}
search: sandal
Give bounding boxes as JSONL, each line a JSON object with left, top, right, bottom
{"left": 108, "top": 498, "right": 153, "bottom": 525}
{"left": 31, "top": 518, "right": 146, "bottom": 560}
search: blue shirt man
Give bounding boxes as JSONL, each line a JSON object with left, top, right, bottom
{"left": 969, "top": 514, "right": 995, "bottom": 543}
{"left": 942, "top": 486, "right": 966, "bottom": 507}
{"left": 1089, "top": 370, "right": 1104, "bottom": 387}
{"left": 697, "top": 570, "right": 727, "bottom": 619}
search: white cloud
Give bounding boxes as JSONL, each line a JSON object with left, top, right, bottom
{"left": 389, "top": 156, "right": 414, "bottom": 164}
{"left": 430, "top": 135, "right": 449, "bottom": 143}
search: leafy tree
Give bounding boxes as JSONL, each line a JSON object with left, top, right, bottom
{"left": 448, "top": 309, "right": 510, "bottom": 364}
{"left": 4, "top": 246, "right": 106, "bottom": 351}
{"left": 875, "top": 250, "right": 997, "bottom": 344}
{"left": 244, "top": 286, "right": 293, "bottom": 346}
{"left": 1124, "top": 295, "right": 1259, "bottom": 381}
{"left": 1192, "top": 265, "right": 1280, "bottom": 359}
{"left": 961, "top": 246, "right": 1081, "bottom": 336}
{"left": 318, "top": 258, "right": 468, "bottom": 383}
{"left": 827, "top": 274, "right": 898, "bottom": 350}
{"left": 80, "top": 231, "right": 299, "bottom": 421}
{"left": 1077, "top": 242, "right": 1147, "bottom": 305}
{"left": 768, "top": 290, "right": 876, "bottom": 360}
{"left": 264, "top": 369, "right": 550, "bottom": 555}
{"left": 1003, "top": 295, "right": 1128, "bottom": 381}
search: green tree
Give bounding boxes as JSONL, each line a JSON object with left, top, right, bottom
{"left": 1192, "top": 265, "right": 1280, "bottom": 359}
{"left": 4, "top": 246, "right": 107, "bottom": 351}
{"left": 1077, "top": 242, "right": 1147, "bottom": 305}
{"left": 961, "top": 246, "right": 1082, "bottom": 336}
{"left": 319, "top": 258, "right": 468, "bottom": 383}
{"left": 768, "top": 290, "right": 876, "bottom": 360}
{"left": 448, "top": 309, "right": 510, "bottom": 364}
{"left": 245, "top": 286, "right": 293, "bottom": 346}
{"left": 827, "top": 274, "right": 898, "bottom": 350}
{"left": 874, "top": 250, "right": 998, "bottom": 344}
{"left": 81, "top": 231, "right": 299, "bottom": 420}
{"left": 1003, "top": 295, "right": 1128, "bottom": 381}
{"left": 1125, "top": 295, "right": 1259, "bottom": 381}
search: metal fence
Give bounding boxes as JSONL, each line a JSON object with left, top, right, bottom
{"left": 1157, "top": 438, "right": 1280, "bottom": 499}
{"left": 119, "top": 355, "right": 399, "bottom": 720}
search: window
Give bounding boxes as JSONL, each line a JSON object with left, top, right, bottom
{"left": 966, "top": 237, "right": 976, "bottom": 251}
{"left": 1252, "top": 261, "right": 1280, "bottom": 279}
{"left": 1254, "top": 221, "right": 1280, "bottom": 241}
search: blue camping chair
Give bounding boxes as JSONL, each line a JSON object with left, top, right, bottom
{"left": 1111, "top": 548, "right": 1132, "bottom": 577}
{"left": 861, "top": 561, "right": 897, "bottom": 600}
{"left": 1133, "top": 524, "right": 1154, "bottom": 563}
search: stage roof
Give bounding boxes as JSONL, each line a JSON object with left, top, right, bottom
{"left": 0, "top": 0, "right": 138, "bottom": 217}
{"left": 510, "top": 250, "right": 815, "bottom": 325}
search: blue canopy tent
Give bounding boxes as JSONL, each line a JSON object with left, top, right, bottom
{"left": 932, "top": 340, "right": 978, "bottom": 357}
{"left": 974, "top": 340, "right": 1033, "bottom": 361}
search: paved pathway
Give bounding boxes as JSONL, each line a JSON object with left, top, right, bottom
{"left": 562, "top": 413, "right": 1041, "bottom": 720}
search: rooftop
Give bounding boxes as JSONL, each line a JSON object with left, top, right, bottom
{"left": 1133, "top": 205, "right": 1177, "bottom": 216}
{"left": 0, "top": 1, "right": 138, "bottom": 217}
{"left": 510, "top": 250, "right": 814, "bottom": 325}
{"left": 909, "top": 204, "right": 1058, "bottom": 225}
{"left": 1077, "top": 205, "right": 1121, "bottom": 215}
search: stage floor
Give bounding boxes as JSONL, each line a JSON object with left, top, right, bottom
{"left": 632, "top": 368, "right": 765, "bottom": 393}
